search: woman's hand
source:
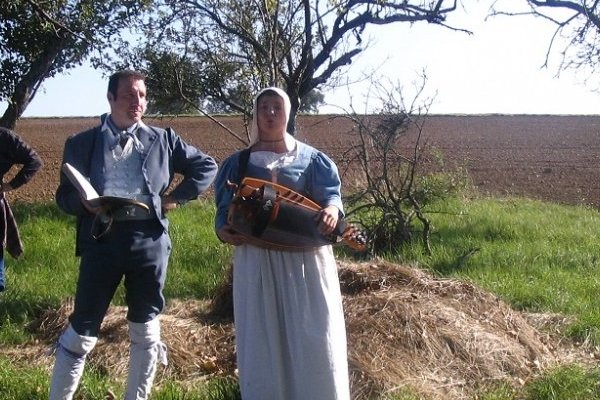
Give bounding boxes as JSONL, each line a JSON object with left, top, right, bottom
{"left": 218, "top": 225, "right": 248, "bottom": 246}
{"left": 317, "top": 205, "right": 339, "bottom": 236}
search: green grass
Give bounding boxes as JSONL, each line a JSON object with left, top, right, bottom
{"left": 394, "top": 196, "right": 600, "bottom": 344}
{"left": 165, "top": 202, "right": 232, "bottom": 299}
{"left": 3, "top": 196, "right": 600, "bottom": 399}
{"left": 0, "top": 355, "right": 241, "bottom": 399}
{"left": 522, "top": 364, "right": 600, "bottom": 400}
{"left": 1, "top": 201, "right": 231, "bottom": 340}
{"left": 0, "top": 357, "right": 49, "bottom": 399}
{"left": 1, "top": 203, "right": 76, "bottom": 344}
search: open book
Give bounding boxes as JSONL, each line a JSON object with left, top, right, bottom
{"left": 62, "top": 163, "right": 150, "bottom": 212}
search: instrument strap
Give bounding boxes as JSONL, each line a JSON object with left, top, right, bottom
{"left": 237, "top": 148, "right": 251, "bottom": 184}
{"left": 234, "top": 147, "right": 273, "bottom": 237}
{"left": 251, "top": 184, "right": 277, "bottom": 237}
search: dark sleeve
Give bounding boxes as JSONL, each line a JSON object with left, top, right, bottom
{"left": 2, "top": 129, "right": 43, "bottom": 189}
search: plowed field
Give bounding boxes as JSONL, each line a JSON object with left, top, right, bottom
{"left": 9, "top": 114, "right": 600, "bottom": 208}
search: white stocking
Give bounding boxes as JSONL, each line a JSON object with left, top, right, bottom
{"left": 49, "top": 324, "right": 98, "bottom": 400}
{"left": 125, "top": 318, "right": 167, "bottom": 400}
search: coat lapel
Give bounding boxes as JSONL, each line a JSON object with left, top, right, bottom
{"left": 137, "top": 124, "right": 157, "bottom": 153}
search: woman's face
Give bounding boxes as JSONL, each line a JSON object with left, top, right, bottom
{"left": 256, "top": 93, "right": 287, "bottom": 139}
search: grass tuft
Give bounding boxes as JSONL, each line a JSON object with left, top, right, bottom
{"left": 3, "top": 197, "right": 600, "bottom": 398}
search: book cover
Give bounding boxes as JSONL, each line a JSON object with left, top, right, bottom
{"left": 61, "top": 163, "right": 150, "bottom": 212}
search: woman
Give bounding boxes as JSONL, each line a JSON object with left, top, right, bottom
{"left": 214, "top": 87, "right": 350, "bottom": 400}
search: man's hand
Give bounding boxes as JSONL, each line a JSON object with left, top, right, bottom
{"left": 81, "top": 199, "right": 108, "bottom": 215}
{"left": 161, "top": 195, "right": 178, "bottom": 214}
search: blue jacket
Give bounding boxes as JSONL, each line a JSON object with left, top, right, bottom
{"left": 57, "top": 123, "right": 217, "bottom": 254}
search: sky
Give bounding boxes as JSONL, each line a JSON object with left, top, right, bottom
{"left": 7, "top": 1, "right": 600, "bottom": 117}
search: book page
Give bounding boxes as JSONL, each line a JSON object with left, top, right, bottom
{"left": 61, "top": 163, "right": 150, "bottom": 212}
{"left": 62, "top": 163, "right": 99, "bottom": 201}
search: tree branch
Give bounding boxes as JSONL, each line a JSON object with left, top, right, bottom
{"left": 24, "top": 0, "right": 90, "bottom": 43}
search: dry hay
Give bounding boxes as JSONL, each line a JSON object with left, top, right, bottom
{"left": 15, "top": 298, "right": 237, "bottom": 385}
{"left": 340, "top": 261, "right": 551, "bottom": 399}
{"left": 3, "top": 260, "right": 594, "bottom": 399}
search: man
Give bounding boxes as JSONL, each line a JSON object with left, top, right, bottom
{"left": 0, "top": 127, "right": 43, "bottom": 292}
{"left": 49, "top": 70, "right": 217, "bottom": 400}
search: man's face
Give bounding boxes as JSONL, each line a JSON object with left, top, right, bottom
{"left": 107, "top": 77, "right": 147, "bottom": 128}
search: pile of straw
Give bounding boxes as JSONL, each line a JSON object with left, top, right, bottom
{"left": 341, "top": 261, "right": 552, "bottom": 399}
{"left": 5, "top": 260, "right": 595, "bottom": 399}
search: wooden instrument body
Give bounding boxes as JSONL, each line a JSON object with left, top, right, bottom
{"left": 227, "top": 177, "right": 366, "bottom": 251}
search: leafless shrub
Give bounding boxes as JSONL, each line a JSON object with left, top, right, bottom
{"left": 341, "top": 75, "right": 435, "bottom": 256}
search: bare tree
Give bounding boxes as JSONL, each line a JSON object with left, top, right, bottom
{"left": 491, "top": 1, "right": 600, "bottom": 84}
{"left": 120, "top": 0, "right": 469, "bottom": 135}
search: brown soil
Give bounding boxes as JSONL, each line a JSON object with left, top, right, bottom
{"left": 4, "top": 114, "right": 600, "bottom": 399}
{"left": 9, "top": 114, "right": 600, "bottom": 208}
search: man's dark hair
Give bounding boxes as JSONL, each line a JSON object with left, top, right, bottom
{"left": 108, "top": 70, "right": 146, "bottom": 98}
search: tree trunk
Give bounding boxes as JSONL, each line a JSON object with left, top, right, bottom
{"left": 286, "top": 86, "right": 301, "bottom": 135}
{"left": 287, "top": 101, "right": 299, "bottom": 135}
{"left": 0, "top": 35, "right": 68, "bottom": 129}
{"left": 0, "top": 82, "right": 35, "bottom": 130}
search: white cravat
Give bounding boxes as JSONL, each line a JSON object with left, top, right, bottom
{"left": 111, "top": 126, "right": 144, "bottom": 161}
{"left": 116, "top": 129, "right": 144, "bottom": 158}
{"left": 102, "top": 115, "right": 145, "bottom": 160}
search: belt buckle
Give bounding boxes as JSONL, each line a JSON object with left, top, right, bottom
{"left": 123, "top": 205, "right": 136, "bottom": 217}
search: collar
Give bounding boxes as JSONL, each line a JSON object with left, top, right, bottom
{"left": 101, "top": 114, "right": 148, "bottom": 136}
